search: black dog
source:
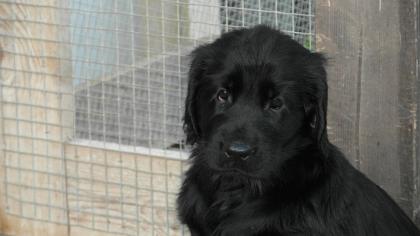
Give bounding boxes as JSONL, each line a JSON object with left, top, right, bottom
{"left": 177, "top": 25, "right": 420, "bottom": 236}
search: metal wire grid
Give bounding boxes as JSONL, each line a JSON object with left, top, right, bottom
{"left": 221, "top": 0, "right": 314, "bottom": 47}
{"left": 0, "top": 0, "right": 314, "bottom": 235}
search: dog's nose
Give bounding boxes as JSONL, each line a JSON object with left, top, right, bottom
{"left": 224, "top": 141, "right": 255, "bottom": 160}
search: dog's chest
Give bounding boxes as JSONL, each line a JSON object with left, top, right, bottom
{"left": 206, "top": 175, "right": 250, "bottom": 222}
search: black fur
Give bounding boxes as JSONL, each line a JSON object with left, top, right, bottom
{"left": 177, "top": 25, "right": 420, "bottom": 236}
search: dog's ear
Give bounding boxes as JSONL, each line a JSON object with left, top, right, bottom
{"left": 303, "top": 53, "right": 329, "bottom": 152}
{"left": 183, "top": 46, "right": 210, "bottom": 145}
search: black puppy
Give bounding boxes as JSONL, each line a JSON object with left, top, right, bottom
{"left": 177, "top": 25, "right": 420, "bottom": 236}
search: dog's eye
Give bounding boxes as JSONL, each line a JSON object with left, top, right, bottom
{"left": 269, "top": 98, "right": 284, "bottom": 111}
{"left": 216, "top": 88, "right": 230, "bottom": 103}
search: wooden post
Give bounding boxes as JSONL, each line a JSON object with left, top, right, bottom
{"left": 0, "top": 1, "right": 72, "bottom": 235}
{"left": 415, "top": 0, "right": 420, "bottom": 226}
{"left": 397, "top": 0, "right": 418, "bottom": 220}
{"left": 316, "top": 0, "right": 419, "bottom": 226}
{"left": 0, "top": 31, "right": 12, "bottom": 235}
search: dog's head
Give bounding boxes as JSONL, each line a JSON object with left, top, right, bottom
{"left": 184, "top": 25, "right": 328, "bottom": 180}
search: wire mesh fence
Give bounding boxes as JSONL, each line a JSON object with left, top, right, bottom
{"left": 0, "top": 0, "right": 314, "bottom": 235}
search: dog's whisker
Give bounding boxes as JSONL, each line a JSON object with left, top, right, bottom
{"left": 224, "top": 152, "right": 231, "bottom": 158}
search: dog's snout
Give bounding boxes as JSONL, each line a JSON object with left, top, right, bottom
{"left": 224, "top": 141, "right": 256, "bottom": 160}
